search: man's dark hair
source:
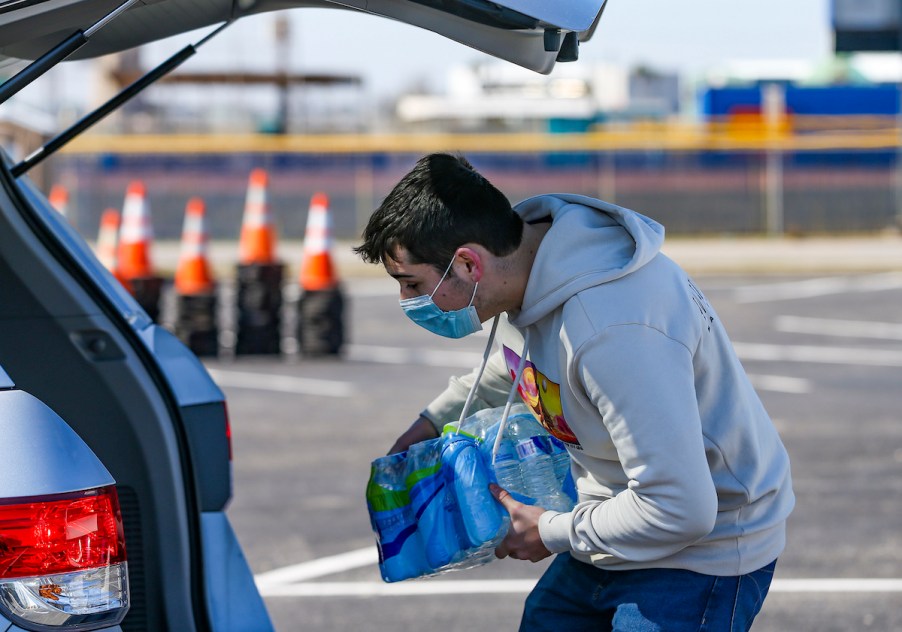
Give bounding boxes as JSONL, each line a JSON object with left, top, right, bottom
{"left": 354, "top": 153, "right": 523, "bottom": 270}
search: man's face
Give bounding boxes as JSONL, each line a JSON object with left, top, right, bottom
{"left": 384, "top": 246, "right": 474, "bottom": 312}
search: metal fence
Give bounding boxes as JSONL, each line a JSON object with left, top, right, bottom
{"left": 49, "top": 129, "right": 902, "bottom": 242}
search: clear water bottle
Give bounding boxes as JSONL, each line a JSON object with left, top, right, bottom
{"left": 545, "top": 435, "right": 571, "bottom": 483}
{"left": 458, "top": 404, "right": 528, "bottom": 449}
{"left": 544, "top": 435, "right": 578, "bottom": 503}
{"left": 492, "top": 433, "right": 524, "bottom": 493}
{"left": 457, "top": 405, "right": 519, "bottom": 486}
{"left": 510, "top": 414, "right": 573, "bottom": 512}
{"left": 456, "top": 407, "right": 499, "bottom": 442}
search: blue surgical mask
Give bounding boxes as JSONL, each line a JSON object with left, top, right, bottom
{"left": 399, "top": 257, "right": 483, "bottom": 339}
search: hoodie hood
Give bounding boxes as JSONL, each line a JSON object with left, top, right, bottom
{"left": 509, "top": 194, "right": 665, "bottom": 327}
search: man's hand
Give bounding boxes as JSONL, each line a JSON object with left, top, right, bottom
{"left": 388, "top": 416, "right": 440, "bottom": 454}
{"left": 490, "top": 483, "right": 552, "bottom": 563}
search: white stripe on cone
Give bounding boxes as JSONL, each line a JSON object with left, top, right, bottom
{"left": 96, "top": 211, "right": 120, "bottom": 271}
{"left": 303, "top": 200, "right": 333, "bottom": 255}
{"left": 179, "top": 211, "right": 208, "bottom": 260}
{"left": 242, "top": 171, "right": 271, "bottom": 229}
{"left": 120, "top": 188, "right": 152, "bottom": 244}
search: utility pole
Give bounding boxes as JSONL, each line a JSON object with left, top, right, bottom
{"left": 896, "top": 0, "right": 902, "bottom": 230}
{"left": 762, "top": 83, "right": 785, "bottom": 237}
{"left": 274, "top": 14, "right": 290, "bottom": 134}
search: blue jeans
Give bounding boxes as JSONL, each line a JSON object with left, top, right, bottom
{"left": 520, "top": 554, "right": 776, "bottom": 631}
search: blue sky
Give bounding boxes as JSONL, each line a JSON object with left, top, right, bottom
{"left": 138, "top": 0, "right": 835, "bottom": 98}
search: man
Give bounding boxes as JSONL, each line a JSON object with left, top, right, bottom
{"left": 355, "top": 153, "right": 794, "bottom": 631}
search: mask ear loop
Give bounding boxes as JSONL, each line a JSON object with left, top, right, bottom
{"left": 490, "top": 329, "right": 531, "bottom": 466}
{"left": 430, "top": 256, "right": 457, "bottom": 298}
{"left": 453, "top": 315, "right": 500, "bottom": 433}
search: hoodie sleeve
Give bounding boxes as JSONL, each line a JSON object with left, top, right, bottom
{"left": 421, "top": 348, "right": 514, "bottom": 432}
{"left": 539, "top": 324, "right": 719, "bottom": 562}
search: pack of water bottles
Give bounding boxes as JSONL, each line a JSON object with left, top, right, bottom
{"left": 366, "top": 404, "right": 577, "bottom": 583}
{"left": 366, "top": 430, "right": 507, "bottom": 582}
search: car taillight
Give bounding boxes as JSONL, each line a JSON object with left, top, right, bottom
{"left": 223, "top": 401, "right": 233, "bottom": 462}
{"left": 0, "top": 485, "right": 128, "bottom": 629}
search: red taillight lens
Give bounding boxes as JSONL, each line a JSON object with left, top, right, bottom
{"left": 0, "top": 485, "right": 126, "bottom": 580}
{"left": 223, "top": 401, "right": 233, "bottom": 462}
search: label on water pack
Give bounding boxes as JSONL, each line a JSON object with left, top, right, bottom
{"left": 516, "top": 436, "right": 544, "bottom": 459}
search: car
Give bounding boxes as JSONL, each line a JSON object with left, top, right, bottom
{"left": 0, "top": 1, "right": 607, "bottom": 630}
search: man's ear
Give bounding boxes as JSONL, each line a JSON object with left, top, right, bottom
{"left": 454, "top": 246, "right": 483, "bottom": 282}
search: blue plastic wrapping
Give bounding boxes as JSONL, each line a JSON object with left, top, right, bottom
{"left": 366, "top": 432, "right": 508, "bottom": 583}
{"left": 365, "top": 452, "right": 431, "bottom": 581}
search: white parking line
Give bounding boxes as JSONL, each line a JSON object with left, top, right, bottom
{"left": 733, "top": 342, "right": 902, "bottom": 367}
{"left": 206, "top": 369, "right": 353, "bottom": 397}
{"left": 253, "top": 548, "right": 902, "bottom": 597}
{"left": 775, "top": 316, "right": 902, "bottom": 341}
{"left": 747, "top": 374, "right": 811, "bottom": 394}
{"left": 257, "top": 578, "right": 902, "bottom": 597}
{"left": 208, "top": 340, "right": 885, "bottom": 400}
{"left": 345, "top": 344, "right": 482, "bottom": 368}
{"left": 771, "top": 579, "right": 902, "bottom": 593}
{"left": 344, "top": 279, "right": 396, "bottom": 298}
{"left": 210, "top": 352, "right": 810, "bottom": 396}
{"left": 733, "top": 272, "right": 902, "bottom": 304}
{"left": 348, "top": 344, "right": 841, "bottom": 377}
{"left": 255, "top": 547, "right": 377, "bottom": 585}
{"left": 258, "top": 580, "right": 537, "bottom": 597}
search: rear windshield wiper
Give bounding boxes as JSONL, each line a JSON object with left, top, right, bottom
{"left": 0, "top": 0, "right": 140, "bottom": 106}
{"left": 12, "top": 20, "right": 232, "bottom": 178}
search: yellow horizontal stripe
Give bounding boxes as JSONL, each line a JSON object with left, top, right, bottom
{"left": 60, "top": 129, "right": 902, "bottom": 155}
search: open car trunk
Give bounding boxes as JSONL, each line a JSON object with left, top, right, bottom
{"left": 0, "top": 0, "right": 607, "bottom": 74}
{"left": 0, "top": 153, "right": 252, "bottom": 631}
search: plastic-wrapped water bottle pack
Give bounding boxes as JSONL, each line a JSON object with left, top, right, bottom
{"left": 366, "top": 404, "right": 576, "bottom": 583}
{"left": 366, "top": 431, "right": 507, "bottom": 582}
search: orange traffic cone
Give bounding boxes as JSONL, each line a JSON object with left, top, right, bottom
{"left": 175, "top": 198, "right": 215, "bottom": 296}
{"left": 117, "top": 181, "right": 154, "bottom": 281}
{"left": 48, "top": 185, "right": 69, "bottom": 217}
{"left": 95, "top": 208, "right": 126, "bottom": 284}
{"left": 296, "top": 192, "right": 343, "bottom": 356}
{"left": 238, "top": 168, "right": 277, "bottom": 265}
{"left": 299, "top": 192, "right": 338, "bottom": 291}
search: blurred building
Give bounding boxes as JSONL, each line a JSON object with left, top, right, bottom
{"left": 698, "top": 55, "right": 902, "bottom": 128}
{"left": 0, "top": 100, "right": 55, "bottom": 188}
{"left": 628, "top": 66, "right": 681, "bottom": 121}
{"left": 86, "top": 47, "right": 366, "bottom": 135}
{"left": 394, "top": 61, "right": 681, "bottom": 133}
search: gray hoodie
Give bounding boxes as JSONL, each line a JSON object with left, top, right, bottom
{"left": 422, "top": 193, "right": 794, "bottom": 575}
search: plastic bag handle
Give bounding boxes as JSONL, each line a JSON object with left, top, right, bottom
{"left": 490, "top": 329, "right": 531, "bottom": 465}
{"left": 454, "top": 315, "right": 500, "bottom": 430}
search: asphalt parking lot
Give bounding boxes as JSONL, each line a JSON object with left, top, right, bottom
{"left": 211, "top": 266, "right": 902, "bottom": 631}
